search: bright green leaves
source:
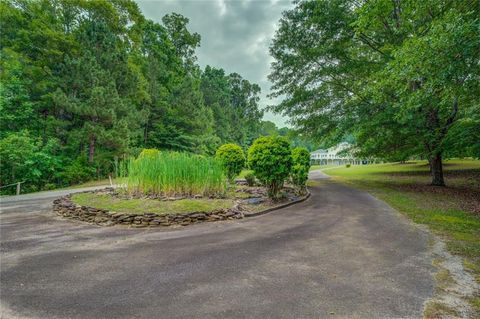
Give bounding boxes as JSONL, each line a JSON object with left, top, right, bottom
{"left": 215, "top": 143, "right": 246, "bottom": 182}
{"left": 290, "top": 147, "right": 311, "bottom": 195}
{"left": 0, "top": 49, "right": 35, "bottom": 138}
{"left": 247, "top": 136, "right": 293, "bottom": 199}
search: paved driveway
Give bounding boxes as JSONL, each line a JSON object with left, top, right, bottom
{"left": 0, "top": 171, "right": 434, "bottom": 319}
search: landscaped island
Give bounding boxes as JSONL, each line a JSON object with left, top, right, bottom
{"left": 54, "top": 137, "right": 311, "bottom": 227}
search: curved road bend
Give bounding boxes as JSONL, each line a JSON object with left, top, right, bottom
{"left": 0, "top": 171, "right": 434, "bottom": 319}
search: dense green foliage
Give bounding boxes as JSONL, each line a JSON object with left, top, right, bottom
{"left": 259, "top": 120, "right": 320, "bottom": 151}
{"left": 0, "top": 0, "right": 263, "bottom": 193}
{"left": 269, "top": 0, "right": 480, "bottom": 186}
{"left": 0, "top": 132, "right": 64, "bottom": 192}
{"left": 215, "top": 144, "right": 245, "bottom": 182}
{"left": 126, "top": 152, "right": 226, "bottom": 197}
{"left": 290, "top": 147, "right": 311, "bottom": 194}
{"left": 202, "top": 67, "right": 264, "bottom": 148}
{"left": 247, "top": 136, "right": 292, "bottom": 199}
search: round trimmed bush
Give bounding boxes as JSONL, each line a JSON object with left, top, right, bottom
{"left": 291, "top": 147, "right": 311, "bottom": 194}
{"left": 247, "top": 136, "right": 292, "bottom": 199}
{"left": 215, "top": 143, "right": 245, "bottom": 182}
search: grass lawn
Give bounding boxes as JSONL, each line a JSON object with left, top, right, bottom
{"left": 309, "top": 164, "right": 340, "bottom": 171}
{"left": 72, "top": 193, "right": 234, "bottom": 215}
{"left": 323, "top": 159, "right": 480, "bottom": 314}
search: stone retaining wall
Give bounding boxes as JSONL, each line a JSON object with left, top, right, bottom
{"left": 53, "top": 193, "right": 244, "bottom": 227}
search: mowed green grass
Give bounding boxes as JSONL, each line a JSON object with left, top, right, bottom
{"left": 72, "top": 193, "right": 234, "bottom": 215}
{"left": 309, "top": 164, "right": 339, "bottom": 171}
{"left": 322, "top": 159, "right": 480, "bottom": 312}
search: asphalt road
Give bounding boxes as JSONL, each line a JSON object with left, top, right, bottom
{"left": 0, "top": 171, "right": 434, "bottom": 319}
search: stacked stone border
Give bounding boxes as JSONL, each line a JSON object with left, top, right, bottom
{"left": 243, "top": 190, "right": 311, "bottom": 218}
{"left": 53, "top": 189, "right": 310, "bottom": 227}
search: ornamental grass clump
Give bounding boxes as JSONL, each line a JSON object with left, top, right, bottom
{"left": 138, "top": 148, "right": 160, "bottom": 159}
{"left": 125, "top": 151, "right": 226, "bottom": 197}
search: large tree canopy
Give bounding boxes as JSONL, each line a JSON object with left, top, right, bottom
{"left": 269, "top": 0, "right": 480, "bottom": 186}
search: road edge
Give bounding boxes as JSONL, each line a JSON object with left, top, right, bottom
{"left": 244, "top": 189, "right": 311, "bottom": 218}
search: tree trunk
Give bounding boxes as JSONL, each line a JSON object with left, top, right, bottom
{"left": 268, "top": 180, "right": 283, "bottom": 201}
{"left": 88, "top": 136, "right": 96, "bottom": 164}
{"left": 429, "top": 153, "right": 445, "bottom": 186}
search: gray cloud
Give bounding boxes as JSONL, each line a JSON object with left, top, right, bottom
{"left": 136, "top": 0, "right": 292, "bottom": 127}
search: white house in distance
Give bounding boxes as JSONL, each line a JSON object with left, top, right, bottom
{"left": 310, "top": 142, "right": 368, "bottom": 165}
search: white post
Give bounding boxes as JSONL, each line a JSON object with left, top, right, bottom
{"left": 16, "top": 182, "right": 21, "bottom": 195}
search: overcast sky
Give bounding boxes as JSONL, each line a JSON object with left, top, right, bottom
{"left": 136, "top": 0, "right": 292, "bottom": 127}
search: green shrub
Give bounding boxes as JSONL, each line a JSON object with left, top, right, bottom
{"left": 0, "top": 132, "right": 65, "bottom": 194}
{"left": 215, "top": 143, "right": 245, "bottom": 182}
{"left": 43, "top": 183, "right": 57, "bottom": 190}
{"left": 247, "top": 136, "right": 292, "bottom": 199}
{"left": 125, "top": 151, "right": 226, "bottom": 197}
{"left": 244, "top": 172, "right": 256, "bottom": 186}
{"left": 291, "top": 147, "right": 311, "bottom": 194}
{"left": 60, "top": 156, "right": 96, "bottom": 185}
{"left": 346, "top": 163, "right": 351, "bottom": 168}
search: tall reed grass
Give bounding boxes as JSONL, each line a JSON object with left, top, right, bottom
{"left": 117, "top": 151, "right": 227, "bottom": 197}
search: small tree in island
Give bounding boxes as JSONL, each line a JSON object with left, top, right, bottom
{"left": 247, "top": 136, "right": 292, "bottom": 200}
{"left": 215, "top": 143, "right": 245, "bottom": 183}
{"left": 291, "top": 147, "right": 311, "bottom": 195}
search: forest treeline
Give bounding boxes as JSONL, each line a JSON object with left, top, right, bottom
{"left": 0, "top": 0, "right": 294, "bottom": 193}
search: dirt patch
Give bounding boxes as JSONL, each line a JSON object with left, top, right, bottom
{"left": 424, "top": 239, "right": 480, "bottom": 319}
